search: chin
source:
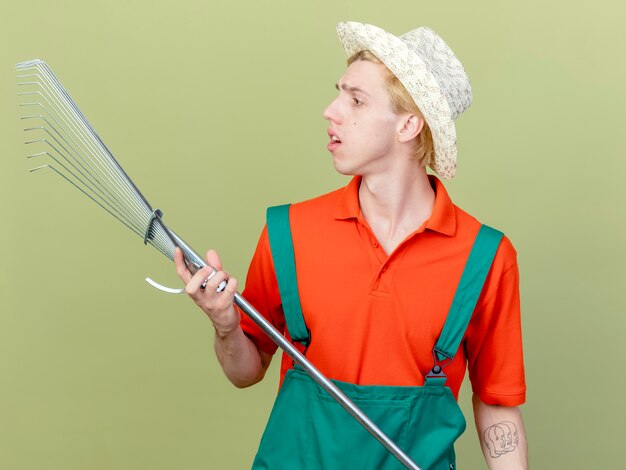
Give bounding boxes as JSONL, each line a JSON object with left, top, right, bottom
{"left": 332, "top": 157, "right": 355, "bottom": 176}
{"left": 332, "top": 164, "right": 355, "bottom": 176}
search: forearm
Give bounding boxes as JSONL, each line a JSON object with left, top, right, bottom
{"left": 214, "top": 323, "right": 271, "bottom": 388}
{"left": 473, "top": 394, "right": 528, "bottom": 469}
{"left": 173, "top": 248, "right": 271, "bottom": 388}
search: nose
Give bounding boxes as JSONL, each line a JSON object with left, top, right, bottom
{"left": 323, "top": 96, "right": 341, "bottom": 123}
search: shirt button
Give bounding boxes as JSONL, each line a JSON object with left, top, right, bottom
{"left": 373, "top": 242, "right": 379, "bottom": 248}
{"left": 381, "top": 266, "right": 387, "bottom": 272}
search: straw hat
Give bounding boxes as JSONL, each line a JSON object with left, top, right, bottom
{"left": 336, "top": 21, "right": 472, "bottom": 179}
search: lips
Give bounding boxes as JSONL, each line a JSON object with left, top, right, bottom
{"left": 327, "top": 129, "right": 342, "bottom": 152}
{"left": 327, "top": 128, "right": 341, "bottom": 141}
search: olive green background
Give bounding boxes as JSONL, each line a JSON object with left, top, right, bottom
{"left": 1, "top": 0, "right": 624, "bottom": 468}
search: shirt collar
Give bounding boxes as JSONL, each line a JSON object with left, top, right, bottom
{"left": 333, "top": 175, "right": 457, "bottom": 236}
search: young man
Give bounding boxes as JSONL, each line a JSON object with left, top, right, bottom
{"left": 175, "top": 22, "right": 527, "bottom": 469}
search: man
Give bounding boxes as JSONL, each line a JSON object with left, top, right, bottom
{"left": 175, "top": 21, "right": 527, "bottom": 469}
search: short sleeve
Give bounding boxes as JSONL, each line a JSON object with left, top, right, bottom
{"left": 465, "top": 236, "right": 526, "bottom": 406}
{"left": 238, "top": 225, "right": 285, "bottom": 355}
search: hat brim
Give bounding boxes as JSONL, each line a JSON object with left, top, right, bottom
{"left": 336, "top": 21, "right": 457, "bottom": 179}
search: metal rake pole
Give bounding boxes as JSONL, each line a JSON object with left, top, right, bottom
{"left": 161, "top": 224, "right": 422, "bottom": 469}
{"left": 17, "top": 59, "right": 422, "bottom": 470}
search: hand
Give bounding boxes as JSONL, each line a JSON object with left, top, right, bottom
{"left": 174, "top": 247, "right": 240, "bottom": 338}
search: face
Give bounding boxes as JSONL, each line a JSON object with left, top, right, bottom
{"left": 323, "top": 60, "right": 405, "bottom": 176}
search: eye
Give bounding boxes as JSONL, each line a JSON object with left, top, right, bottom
{"left": 352, "top": 97, "right": 362, "bottom": 105}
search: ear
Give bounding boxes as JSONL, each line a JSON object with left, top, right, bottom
{"left": 397, "top": 114, "right": 424, "bottom": 143}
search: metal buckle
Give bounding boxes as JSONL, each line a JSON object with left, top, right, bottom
{"left": 426, "top": 350, "right": 454, "bottom": 379}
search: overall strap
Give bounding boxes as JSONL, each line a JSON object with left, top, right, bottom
{"left": 436, "top": 225, "right": 504, "bottom": 358}
{"left": 266, "top": 204, "right": 310, "bottom": 346}
{"left": 426, "top": 225, "right": 504, "bottom": 385}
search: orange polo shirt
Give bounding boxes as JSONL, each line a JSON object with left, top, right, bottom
{"left": 240, "top": 176, "right": 526, "bottom": 407}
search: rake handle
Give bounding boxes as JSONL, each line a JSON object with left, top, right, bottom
{"left": 232, "top": 292, "right": 422, "bottom": 470}
{"left": 158, "top": 221, "right": 421, "bottom": 469}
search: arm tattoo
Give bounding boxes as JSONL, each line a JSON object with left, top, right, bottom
{"left": 483, "top": 421, "right": 519, "bottom": 458}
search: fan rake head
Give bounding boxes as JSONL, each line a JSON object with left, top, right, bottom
{"left": 15, "top": 59, "right": 215, "bottom": 292}
{"left": 16, "top": 59, "right": 177, "bottom": 259}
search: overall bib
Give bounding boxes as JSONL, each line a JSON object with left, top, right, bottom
{"left": 252, "top": 205, "right": 503, "bottom": 470}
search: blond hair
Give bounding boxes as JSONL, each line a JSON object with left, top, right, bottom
{"left": 347, "top": 50, "right": 434, "bottom": 168}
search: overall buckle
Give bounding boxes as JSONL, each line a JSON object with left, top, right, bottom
{"left": 425, "top": 349, "right": 454, "bottom": 380}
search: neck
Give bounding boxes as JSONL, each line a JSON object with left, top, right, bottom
{"left": 358, "top": 164, "right": 435, "bottom": 254}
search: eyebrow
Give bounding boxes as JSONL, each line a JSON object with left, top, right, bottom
{"left": 335, "top": 82, "right": 370, "bottom": 97}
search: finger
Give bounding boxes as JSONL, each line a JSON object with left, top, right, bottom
{"left": 212, "top": 270, "right": 231, "bottom": 292}
{"left": 203, "top": 269, "right": 230, "bottom": 293}
{"left": 174, "top": 247, "right": 193, "bottom": 283}
{"left": 223, "top": 276, "right": 238, "bottom": 295}
{"left": 185, "top": 266, "right": 215, "bottom": 294}
{"left": 206, "top": 249, "right": 222, "bottom": 271}
{"left": 215, "top": 279, "right": 228, "bottom": 292}
{"left": 212, "top": 272, "right": 236, "bottom": 294}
